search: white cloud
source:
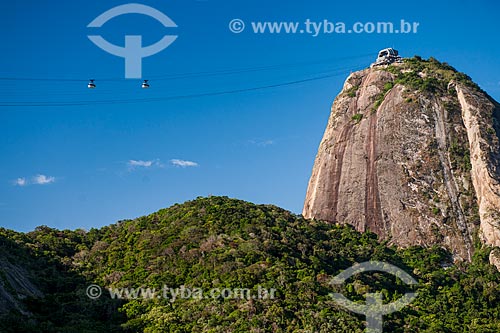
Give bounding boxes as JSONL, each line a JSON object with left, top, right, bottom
{"left": 248, "top": 139, "right": 275, "bottom": 147}
{"left": 258, "top": 140, "right": 274, "bottom": 147}
{"left": 13, "top": 174, "right": 56, "bottom": 186}
{"left": 127, "top": 159, "right": 163, "bottom": 170}
{"left": 170, "top": 159, "right": 199, "bottom": 167}
{"left": 128, "top": 160, "right": 154, "bottom": 167}
{"left": 32, "top": 174, "right": 55, "bottom": 185}
{"left": 13, "top": 177, "right": 27, "bottom": 186}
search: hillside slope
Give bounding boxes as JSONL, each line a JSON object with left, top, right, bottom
{"left": 1, "top": 197, "right": 500, "bottom": 332}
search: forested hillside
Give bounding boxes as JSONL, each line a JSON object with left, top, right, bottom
{"left": 1, "top": 196, "right": 499, "bottom": 332}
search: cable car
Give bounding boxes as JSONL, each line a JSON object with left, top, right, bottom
{"left": 142, "top": 80, "right": 150, "bottom": 89}
{"left": 88, "top": 79, "right": 96, "bottom": 89}
{"left": 371, "top": 48, "right": 402, "bottom": 67}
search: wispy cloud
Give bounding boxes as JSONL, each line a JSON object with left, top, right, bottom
{"left": 13, "top": 177, "right": 27, "bottom": 186}
{"left": 128, "top": 160, "right": 153, "bottom": 167}
{"left": 32, "top": 174, "right": 56, "bottom": 185}
{"left": 170, "top": 159, "right": 199, "bottom": 167}
{"left": 248, "top": 139, "right": 275, "bottom": 147}
{"left": 259, "top": 140, "right": 274, "bottom": 147}
{"left": 13, "top": 174, "right": 55, "bottom": 186}
{"left": 127, "top": 159, "right": 163, "bottom": 170}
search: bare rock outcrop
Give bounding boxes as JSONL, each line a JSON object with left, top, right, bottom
{"left": 0, "top": 257, "right": 43, "bottom": 315}
{"left": 303, "top": 58, "right": 500, "bottom": 265}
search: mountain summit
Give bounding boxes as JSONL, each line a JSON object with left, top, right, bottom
{"left": 303, "top": 57, "right": 500, "bottom": 268}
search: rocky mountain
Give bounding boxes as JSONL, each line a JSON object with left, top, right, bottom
{"left": 303, "top": 57, "right": 500, "bottom": 268}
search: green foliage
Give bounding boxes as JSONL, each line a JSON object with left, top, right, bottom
{"left": 0, "top": 227, "right": 124, "bottom": 332}
{"left": 1, "top": 197, "right": 500, "bottom": 332}
{"left": 351, "top": 113, "right": 363, "bottom": 123}
{"left": 449, "top": 139, "right": 472, "bottom": 172}
{"left": 372, "top": 81, "right": 394, "bottom": 112}
{"left": 386, "top": 56, "right": 482, "bottom": 95}
{"left": 345, "top": 85, "right": 359, "bottom": 98}
{"left": 383, "top": 82, "right": 394, "bottom": 92}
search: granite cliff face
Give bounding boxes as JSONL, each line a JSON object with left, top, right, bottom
{"left": 0, "top": 257, "right": 42, "bottom": 315}
{"left": 303, "top": 57, "right": 500, "bottom": 267}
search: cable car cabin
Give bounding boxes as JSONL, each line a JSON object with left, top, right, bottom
{"left": 371, "top": 48, "right": 402, "bottom": 67}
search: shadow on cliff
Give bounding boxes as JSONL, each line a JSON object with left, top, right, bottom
{"left": 491, "top": 98, "right": 500, "bottom": 148}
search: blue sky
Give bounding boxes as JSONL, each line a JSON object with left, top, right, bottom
{"left": 1, "top": 0, "right": 499, "bottom": 232}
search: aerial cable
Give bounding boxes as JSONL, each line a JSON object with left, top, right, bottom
{"left": 0, "top": 66, "right": 363, "bottom": 107}
{"left": 0, "top": 53, "right": 374, "bottom": 83}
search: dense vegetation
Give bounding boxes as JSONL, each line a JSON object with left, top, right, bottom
{"left": 385, "top": 56, "right": 482, "bottom": 95}
{"left": 1, "top": 196, "right": 499, "bottom": 332}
